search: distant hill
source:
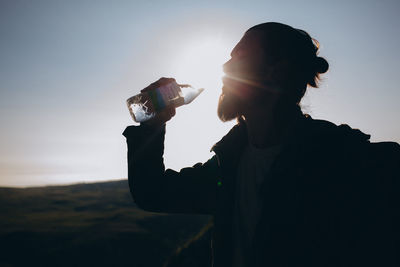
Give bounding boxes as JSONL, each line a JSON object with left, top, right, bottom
{"left": 0, "top": 180, "right": 212, "bottom": 267}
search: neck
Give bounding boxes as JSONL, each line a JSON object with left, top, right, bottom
{"left": 244, "top": 105, "right": 301, "bottom": 149}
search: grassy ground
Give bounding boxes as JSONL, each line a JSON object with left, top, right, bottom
{"left": 0, "top": 180, "right": 211, "bottom": 267}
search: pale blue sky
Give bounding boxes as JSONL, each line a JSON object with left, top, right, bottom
{"left": 0, "top": 0, "right": 399, "bottom": 187}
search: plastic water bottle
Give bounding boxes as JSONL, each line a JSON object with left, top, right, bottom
{"left": 126, "top": 81, "right": 204, "bottom": 123}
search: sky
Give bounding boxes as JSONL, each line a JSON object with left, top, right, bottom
{"left": 0, "top": 0, "right": 399, "bottom": 187}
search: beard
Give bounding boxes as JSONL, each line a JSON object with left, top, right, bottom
{"left": 217, "top": 86, "right": 245, "bottom": 122}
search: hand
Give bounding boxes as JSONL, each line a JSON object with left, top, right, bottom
{"left": 141, "top": 105, "right": 176, "bottom": 128}
{"left": 140, "top": 77, "right": 177, "bottom": 129}
{"left": 140, "top": 77, "right": 177, "bottom": 93}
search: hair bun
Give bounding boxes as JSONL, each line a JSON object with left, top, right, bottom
{"left": 315, "top": 56, "right": 329, "bottom": 74}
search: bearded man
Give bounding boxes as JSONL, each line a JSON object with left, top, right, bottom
{"left": 123, "top": 22, "right": 400, "bottom": 267}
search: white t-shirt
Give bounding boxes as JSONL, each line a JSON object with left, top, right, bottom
{"left": 232, "top": 143, "right": 283, "bottom": 267}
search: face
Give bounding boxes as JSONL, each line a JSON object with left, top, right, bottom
{"left": 218, "top": 30, "right": 284, "bottom": 122}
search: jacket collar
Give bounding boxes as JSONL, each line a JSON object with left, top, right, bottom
{"left": 211, "top": 112, "right": 309, "bottom": 154}
{"left": 210, "top": 113, "right": 371, "bottom": 163}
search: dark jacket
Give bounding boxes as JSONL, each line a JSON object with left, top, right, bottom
{"left": 123, "top": 114, "right": 400, "bottom": 267}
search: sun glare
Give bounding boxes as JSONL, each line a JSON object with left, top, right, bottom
{"left": 170, "top": 37, "right": 231, "bottom": 98}
{"left": 163, "top": 36, "right": 235, "bottom": 169}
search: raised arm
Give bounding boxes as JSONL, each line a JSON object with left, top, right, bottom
{"left": 123, "top": 124, "right": 217, "bottom": 215}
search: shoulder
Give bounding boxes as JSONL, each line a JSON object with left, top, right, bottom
{"left": 298, "top": 116, "right": 372, "bottom": 148}
{"left": 305, "top": 117, "right": 400, "bottom": 170}
{"left": 367, "top": 141, "right": 400, "bottom": 167}
{"left": 287, "top": 117, "right": 375, "bottom": 167}
{"left": 369, "top": 141, "right": 400, "bottom": 153}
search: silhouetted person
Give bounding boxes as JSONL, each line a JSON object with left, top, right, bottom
{"left": 123, "top": 22, "right": 400, "bottom": 267}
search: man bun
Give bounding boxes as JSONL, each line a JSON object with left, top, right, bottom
{"left": 306, "top": 56, "right": 329, "bottom": 88}
{"left": 315, "top": 56, "right": 329, "bottom": 74}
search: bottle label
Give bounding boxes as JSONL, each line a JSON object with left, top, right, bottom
{"left": 149, "top": 82, "right": 182, "bottom": 111}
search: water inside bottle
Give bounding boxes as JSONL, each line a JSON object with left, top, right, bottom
{"left": 127, "top": 94, "right": 156, "bottom": 122}
{"left": 126, "top": 82, "right": 204, "bottom": 123}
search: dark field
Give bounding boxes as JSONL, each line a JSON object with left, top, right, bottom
{"left": 0, "top": 180, "right": 212, "bottom": 267}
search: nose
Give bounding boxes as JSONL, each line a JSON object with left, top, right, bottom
{"left": 223, "top": 58, "right": 233, "bottom": 74}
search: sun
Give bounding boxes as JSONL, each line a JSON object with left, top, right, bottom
{"left": 162, "top": 36, "right": 236, "bottom": 169}
{"left": 169, "top": 36, "right": 232, "bottom": 100}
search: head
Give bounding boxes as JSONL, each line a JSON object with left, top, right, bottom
{"left": 217, "top": 22, "right": 329, "bottom": 122}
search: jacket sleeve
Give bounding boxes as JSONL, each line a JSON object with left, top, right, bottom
{"left": 122, "top": 125, "right": 218, "bottom": 215}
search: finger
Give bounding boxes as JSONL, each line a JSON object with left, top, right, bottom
{"left": 160, "top": 106, "right": 175, "bottom": 121}
{"left": 141, "top": 77, "right": 177, "bottom": 92}
{"left": 141, "top": 113, "right": 168, "bottom": 128}
{"left": 140, "top": 105, "right": 176, "bottom": 128}
{"left": 159, "top": 77, "right": 176, "bottom": 85}
{"left": 167, "top": 106, "right": 176, "bottom": 118}
{"left": 156, "top": 110, "right": 173, "bottom": 124}
{"left": 177, "top": 83, "right": 191, "bottom": 88}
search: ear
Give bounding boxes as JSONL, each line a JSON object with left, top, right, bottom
{"left": 269, "top": 59, "right": 296, "bottom": 83}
